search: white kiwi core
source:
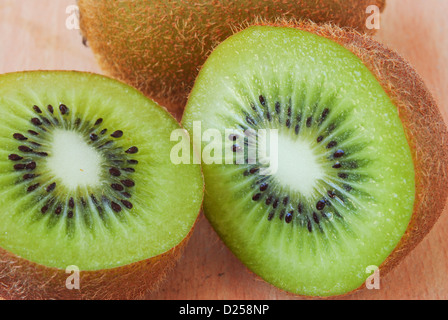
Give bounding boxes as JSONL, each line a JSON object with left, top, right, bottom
{"left": 261, "top": 133, "right": 325, "bottom": 198}
{"left": 46, "top": 129, "right": 103, "bottom": 190}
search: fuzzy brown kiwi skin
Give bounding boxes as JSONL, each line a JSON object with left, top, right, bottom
{"left": 0, "top": 216, "right": 200, "bottom": 300}
{"left": 78, "top": 0, "right": 386, "bottom": 119}
{"left": 204, "top": 21, "right": 448, "bottom": 298}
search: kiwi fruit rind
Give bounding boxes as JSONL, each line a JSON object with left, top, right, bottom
{"left": 182, "top": 23, "right": 448, "bottom": 297}
{"left": 78, "top": 0, "right": 386, "bottom": 117}
{"left": 0, "top": 71, "right": 204, "bottom": 300}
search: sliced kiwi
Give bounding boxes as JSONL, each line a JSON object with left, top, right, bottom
{"left": 0, "top": 71, "right": 203, "bottom": 299}
{"left": 182, "top": 26, "right": 435, "bottom": 297}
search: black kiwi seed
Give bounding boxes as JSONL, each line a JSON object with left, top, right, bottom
{"left": 9, "top": 154, "right": 23, "bottom": 161}
{"left": 328, "top": 190, "right": 336, "bottom": 198}
{"left": 90, "top": 133, "right": 98, "bottom": 141}
{"left": 259, "top": 183, "right": 268, "bottom": 192}
{"left": 121, "top": 180, "right": 135, "bottom": 187}
{"left": 333, "top": 162, "right": 342, "bottom": 169}
{"left": 122, "top": 192, "right": 132, "bottom": 199}
{"left": 338, "top": 173, "right": 348, "bottom": 179}
{"left": 265, "top": 196, "right": 273, "bottom": 206}
{"left": 109, "top": 168, "right": 121, "bottom": 177}
{"left": 295, "top": 124, "right": 300, "bottom": 135}
{"left": 26, "top": 162, "right": 36, "bottom": 170}
{"left": 101, "top": 129, "right": 108, "bottom": 135}
{"left": 275, "top": 102, "right": 281, "bottom": 114}
{"left": 122, "top": 168, "right": 135, "bottom": 173}
{"left": 111, "top": 202, "right": 122, "bottom": 212}
{"left": 320, "top": 108, "right": 329, "bottom": 123}
{"left": 246, "top": 116, "right": 256, "bottom": 126}
{"left": 285, "top": 212, "right": 293, "bottom": 224}
{"left": 313, "top": 212, "right": 320, "bottom": 224}
{"left": 27, "top": 183, "right": 40, "bottom": 193}
{"left": 23, "top": 174, "right": 36, "bottom": 180}
{"left": 317, "top": 136, "right": 323, "bottom": 143}
{"left": 316, "top": 200, "right": 326, "bottom": 211}
{"left": 268, "top": 211, "right": 275, "bottom": 221}
{"left": 307, "top": 219, "right": 313, "bottom": 232}
{"left": 252, "top": 193, "right": 262, "bottom": 201}
{"left": 327, "top": 141, "right": 338, "bottom": 149}
{"left": 33, "top": 105, "right": 42, "bottom": 113}
{"left": 59, "top": 104, "right": 69, "bottom": 115}
{"left": 95, "top": 118, "right": 103, "bottom": 126}
{"left": 334, "top": 149, "right": 345, "bottom": 158}
{"left": 13, "top": 133, "right": 28, "bottom": 141}
{"left": 69, "top": 198, "right": 75, "bottom": 209}
{"left": 306, "top": 117, "right": 313, "bottom": 127}
{"left": 35, "top": 152, "right": 48, "bottom": 157}
{"left": 28, "top": 130, "right": 39, "bottom": 136}
{"left": 47, "top": 105, "right": 54, "bottom": 113}
{"left": 126, "top": 147, "right": 139, "bottom": 154}
{"left": 31, "top": 118, "right": 42, "bottom": 126}
{"left": 283, "top": 197, "right": 289, "bottom": 206}
{"left": 279, "top": 209, "right": 286, "bottom": 220}
{"left": 249, "top": 167, "right": 259, "bottom": 174}
{"left": 111, "top": 184, "right": 124, "bottom": 191}
{"left": 286, "top": 119, "right": 291, "bottom": 128}
{"left": 298, "top": 203, "right": 303, "bottom": 214}
{"left": 228, "top": 134, "right": 238, "bottom": 141}
{"left": 91, "top": 195, "right": 98, "bottom": 205}
{"left": 41, "top": 205, "right": 49, "bottom": 214}
{"left": 111, "top": 130, "right": 123, "bottom": 138}
{"left": 67, "top": 211, "right": 74, "bottom": 219}
{"left": 14, "top": 164, "right": 26, "bottom": 171}
{"left": 55, "top": 206, "right": 62, "bottom": 215}
{"left": 121, "top": 200, "right": 133, "bottom": 209}
{"left": 19, "top": 146, "right": 33, "bottom": 153}
{"left": 46, "top": 182, "right": 56, "bottom": 193}
{"left": 259, "top": 95, "right": 266, "bottom": 106}
{"left": 128, "top": 160, "right": 138, "bottom": 165}
{"left": 41, "top": 117, "right": 51, "bottom": 126}
{"left": 273, "top": 199, "right": 279, "bottom": 209}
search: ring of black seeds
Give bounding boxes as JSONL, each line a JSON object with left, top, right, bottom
{"left": 7, "top": 104, "right": 141, "bottom": 224}
{"left": 228, "top": 94, "right": 366, "bottom": 232}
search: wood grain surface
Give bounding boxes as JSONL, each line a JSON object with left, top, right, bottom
{"left": 0, "top": 0, "right": 447, "bottom": 300}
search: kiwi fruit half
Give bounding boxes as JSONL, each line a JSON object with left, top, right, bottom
{"left": 182, "top": 23, "right": 448, "bottom": 297}
{"left": 78, "top": 0, "right": 386, "bottom": 117}
{"left": 0, "top": 71, "right": 203, "bottom": 300}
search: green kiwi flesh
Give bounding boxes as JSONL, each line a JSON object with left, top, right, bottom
{"left": 182, "top": 27, "right": 415, "bottom": 297}
{"left": 0, "top": 71, "right": 203, "bottom": 271}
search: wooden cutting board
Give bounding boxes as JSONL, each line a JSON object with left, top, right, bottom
{"left": 0, "top": 0, "right": 447, "bottom": 300}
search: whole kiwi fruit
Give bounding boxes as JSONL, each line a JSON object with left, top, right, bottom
{"left": 78, "top": 0, "right": 386, "bottom": 117}
{"left": 0, "top": 71, "right": 204, "bottom": 300}
{"left": 181, "top": 22, "right": 448, "bottom": 297}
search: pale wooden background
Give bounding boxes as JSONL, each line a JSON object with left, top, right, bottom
{"left": 0, "top": 0, "right": 447, "bottom": 300}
